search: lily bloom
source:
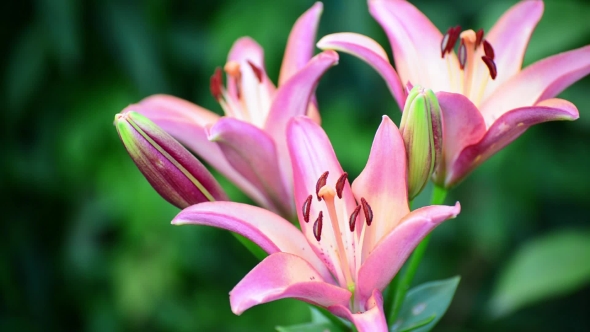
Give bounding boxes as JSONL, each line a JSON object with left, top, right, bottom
{"left": 122, "top": 2, "right": 337, "bottom": 218}
{"left": 172, "top": 116, "right": 460, "bottom": 331}
{"left": 318, "top": 0, "right": 589, "bottom": 188}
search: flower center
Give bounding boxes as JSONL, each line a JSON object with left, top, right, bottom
{"left": 209, "top": 61, "right": 269, "bottom": 127}
{"left": 303, "top": 171, "right": 374, "bottom": 291}
{"left": 441, "top": 27, "right": 497, "bottom": 105}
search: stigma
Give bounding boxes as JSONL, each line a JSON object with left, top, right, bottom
{"left": 441, "top": 27, "right": 497, "bottom": 80}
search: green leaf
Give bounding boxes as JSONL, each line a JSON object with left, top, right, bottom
{"left": 488, "top": 229, "right": 590, "bottom": 318}
{"left": 391, "top": 276, "right": 460, "bottom": 332}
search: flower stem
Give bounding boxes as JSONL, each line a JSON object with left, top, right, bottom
{"left": 387, "top": 185, "right": 448, "bottom": 324}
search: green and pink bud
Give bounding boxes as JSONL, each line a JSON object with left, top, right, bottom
{"left": 115, "top": 110, "right": 228, "bottom": 209}
{"left": 399, "top": 86, "right": 442, "bottom": 199}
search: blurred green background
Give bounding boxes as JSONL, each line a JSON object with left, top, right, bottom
{"left": 2, "top": 0, "right": 590, "bottom": 331}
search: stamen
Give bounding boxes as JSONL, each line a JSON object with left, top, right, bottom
{"left": 313, "top": 211, "right": 323, "bottom": 241}
{"left": 475, "top": 29, "right": 484, "bottom": 49}
{"left": 316, "top": 171, "right": 329, "bottom": 201}
{"left": 210, "top": 67, "right": 223, "bottom": 100}
{"left": 481, "top": 56, "right": 497, "bottom": 80}
{"left": 302, "top": 195, "right": 312, "bottom": 223}
{"left": 482, "top": 40, "right": 495, "bottom": 60}
{"left": 458, "top": 39, "right": 467, "bottom": 70}
{"left": 247, "top": 61, "right": 264, "bottom": 83}
{"left": 440, "top": 25, "right": 461, "bottom": 58}
{"left": 349, "top": 205, "right": 361, "bottom": 232}
{"left": 440, "top": 29, "right": 451, "bottom": 58}
{"left": 360, "top": 198, "right": 373, "bottom": 226}
{"left": 335, "top": 172, "right": 348, "bottom": 199}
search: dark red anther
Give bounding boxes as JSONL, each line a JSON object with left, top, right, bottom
{"left": 335, "top": 172, "right": 348, "bottom": 199}
{"left": 360, "top": 198, "right": 373, "bottom": 226}
{"left": 210, "top": 67, "right": 223, "bottom": 100}
{"left": 475, "top": 29, "right": 484, "bottom": 49}
{"left": 440, "top": 25, "right": 461, "bottom": 58}
{"left": 313, "top": 211, "right": 323, "bottom": 241}
{"left": 458, "top": 39, "right": 467, "bottom": 70}
{"left": 349, "top": 205, "right": 361, "bottom": 232}
{"left": 481, "top": 56, "right": 497, "bottom": 80}
{"left": 247, "top": 61, "right": 263, "bottom": 83}
{"left": 316, "top": 171, "right": 329, "bottom": 201}
{"left": 302, "top": 195, "right": 312, "bottom": 223}
{"left": 482, "top": 40, "right": 495, "bottom": 60}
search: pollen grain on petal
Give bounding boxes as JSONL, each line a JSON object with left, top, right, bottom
{"left": 335, "top": 172, "right": 348, "bottom": 199}
{"left": 360, "top": 198, "right": 374, "bottom": 226}
{"left": 303, "top": 195, "right": 312, "bottom": 223}
{"left": 316, "top": 171, "right": 329, "bottom": 201}
{"left": 313, "top": 211, "right": 323, "bottom": 241}
{"left": 349, "top": 205, "right": 361, "bottom": 232}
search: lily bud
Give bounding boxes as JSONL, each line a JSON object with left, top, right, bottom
{"left": 114, "top": 110, "right": 228, "bottom": 209}
{"left": 399, "top": 86, "right": 443, "bottom": 199}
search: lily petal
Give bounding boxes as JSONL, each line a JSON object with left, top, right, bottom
{"left": 229, "top": 252, "right": 351, "bottom": 315}
{"left": 434, "top": 92, "right": 486, "bottom": 186}
{"left": 134, "top": 95, "right": 268, "bottom": 208}
{"left": 352, "top": 115, "right": 409, "bottom": 259}
{"left": 368, "top": 0, "right": 452, "bottom": 92}
{"left": 481, "top": 45, "right": 590, "bottom": 123}
{"left": 172, "top": 202, "right": 332, "bottom": 281}
{"left": 287, "top": 116, "right": 357, "bottom": 287}
{"left": 265, "top": 50, "right": 339, "bottom": 198}
{"left": 328, "top": 289, "right": 388, "bottom": 332}
{"left": 447, "top": 98, "right": 578, "bottom": 187}
{"left": 356, "top": 203, "right": 460, "bottom": 303}
{"left": 278, "top": 2, "right": 323, "bottom": 85}
{"left": 208, "top": 117, "right": 293, "bottom": 216}
{"left": 484, "top": 0, "right": 544, "bottom": 94}
{"left": 317, "top": 32, "right": 405, "bottom": 110}
{"left": 265, "top": 50, "right": 339, "bottom": 138}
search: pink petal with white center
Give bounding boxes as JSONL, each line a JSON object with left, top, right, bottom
{"left": 481, "top": 45, "right": 590, "bottom": 123}
{"left": 278, "top": 2, "right": 323, "bottom": 85}
{"left": 328, "top": 289, "right": 388, "bottom": 332}
{"left": 208, "top": 117, "right": 293, "bottom": 217}
{"left": 368, "top": 0, "right": 453, "bottom": 92}
{"left": 317, "top": 33, "right": 405, "bottom": 110}
{"left": 356, "top": 203, "right": 460, "bottom": 303}
{"left": 133, "top": 95, "right": 268, "bottom": 209}
{"left": 265, "top": 51, "right": 339, "bottom": 197}
{"left": 352, "top": 116, "right": 409, "bottom": 259}
{"left": 434, "top": 92, "right": 486, "bottom": 186}
{"left": 447, "top": 98, "right": 578, "bottom": 187}
{"left": 229, "top": 252, "right": 351, "bottom": 315}
{"left": 287, "top": 116, "right": 357, "bottom": 287}
{"left": 226, "top": 38, "right": 276, "bottom": 123}
{"left": 483, "top": 0, "right": 544, "bottom": 94}
{"left": 172, "top": 202, "right": 333, "bottom": 281}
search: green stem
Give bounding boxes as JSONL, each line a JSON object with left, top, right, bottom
{"left": 387, "top": 185, "right": 448, "bottom": 324}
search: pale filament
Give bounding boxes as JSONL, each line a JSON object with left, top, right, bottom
{"left": 318, "top": 185, "right": 355, "bottom": 289}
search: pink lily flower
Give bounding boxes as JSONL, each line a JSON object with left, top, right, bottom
{"left": 122, "top": 3, "right": 337, "bottom": 218}
{"left": 171, "top": 115, "right": 460, "bottom": 331}
{"left": 317, "top": 0, "right": 589, "bottom": 188}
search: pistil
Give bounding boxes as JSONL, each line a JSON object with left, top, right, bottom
{"left": 318, "top": 185, "right": 355, "bottom": 288}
